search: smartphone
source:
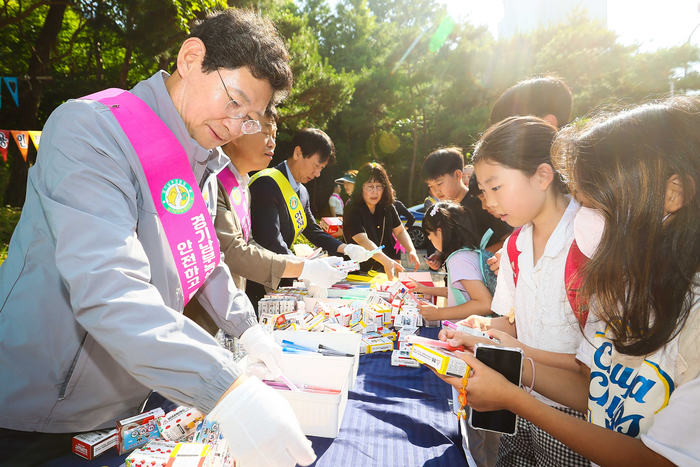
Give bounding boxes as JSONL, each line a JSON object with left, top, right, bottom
{"left": 468, "top": 343, "right": 524, "bottom": 435}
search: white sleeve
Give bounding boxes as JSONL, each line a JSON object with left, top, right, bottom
{"left": 491, "top": 236, "right": 516, "bottom": 316}
{"left": 641, "top": 376, "right": 700, "bottom": 466}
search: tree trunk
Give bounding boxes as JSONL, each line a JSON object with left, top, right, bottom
{"left": 118, "top": 43, "right": 133, "bottom": 88}
{"left": 408, "top": 110, "right": 418, "bottom": 205}
{"left": 118, "top": 4, "right": 135, "bottom": 88}
{"left": 4, "top": 2, "right": 67, "bottom": 207}
{"left": 95, "top": 39, "right": 103, "bottom": 83}
{"left": 369, "top": 122, "right": 377, "bottom": 160}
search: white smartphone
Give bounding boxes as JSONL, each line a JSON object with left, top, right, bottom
{"left": 468, "top": 343, "right": 524, "bottom": 435}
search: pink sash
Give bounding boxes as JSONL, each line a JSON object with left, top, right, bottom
{"left": 217, "top": 165, "right": 251, "bottom": 242}
{"left": 83, "top": 88, "right": 220, "bottom": 305}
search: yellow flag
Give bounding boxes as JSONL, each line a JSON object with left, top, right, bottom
{"left": 28, "top": 131, "right": 41, "bottom": 151}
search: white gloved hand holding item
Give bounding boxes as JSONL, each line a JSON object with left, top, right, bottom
{"left": 240, "top": 325, "right": 284, "bottom": 380}
{"left": 321, "top": 255, "right": 343, "bottom": 267}
{"left": 209, "top": 376, "right": 316, "bottom": 467}
{"left": 343, "top": 244, "right": 375, "bottom": 263}
{"left": 298, "top": 258, "right": 347, "bottom": 288}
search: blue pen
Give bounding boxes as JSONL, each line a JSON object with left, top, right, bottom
{"left": 282, "top": 340, "right": 319, "bottom": 353}
{"left": 367, "top": 245, "right": 385, "bottom": 256}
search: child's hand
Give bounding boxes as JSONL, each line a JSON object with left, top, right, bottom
{"left": 457, "top": 315, "right": 491, "bottom": 332}
{"left": 438, "top": 328, "right": 493, "bottom": 352}
{"left": 425, "top": 252, "right": 443, "bottom": 270}
{"left": 487, "top": 249, "right": 502, "bottom": 275}
{"left": 406, "top": 279, "right": 428, "bottom": 294}
{"left": 456, "top": 351, "right": 520, "bottom": 412}
{"left": 486, "top": 329, "right": 528, "bottom": 353}
{"left": 417, "top": 301, "right": 440, "bottom": 321}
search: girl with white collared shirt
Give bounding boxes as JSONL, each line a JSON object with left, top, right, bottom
{"left": 461, "top": 116, "right": 589, "bottom": 467}
{"left": 440, "top": 97, "right": 700, "bottom": 467}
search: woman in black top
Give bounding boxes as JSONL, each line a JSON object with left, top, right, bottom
{"left": 343, "top": 162, "right": 420, "bottom": 279}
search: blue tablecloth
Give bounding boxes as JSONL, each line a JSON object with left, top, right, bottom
{"left": 44, "top": 328, "right": 466, "bottom": 467}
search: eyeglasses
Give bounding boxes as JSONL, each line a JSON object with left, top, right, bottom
{"left": 216, "top": 69, "right": 262, "bottom": 135}
{"left": 363, "top": 183, "right": 385, "bottom": 193}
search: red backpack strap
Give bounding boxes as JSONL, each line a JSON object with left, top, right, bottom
{"left": 506, "top": 228, "right": 522, "bottom": 287}
{"left": 565, "top": 240, "right": 589, "bottom": 326}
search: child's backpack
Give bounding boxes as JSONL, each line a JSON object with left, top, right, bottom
{"left": 506, "top": 227, "right": 589, "bottom": 325}
{"left": 445, "top": 229, "right": 499, "bottom": 305}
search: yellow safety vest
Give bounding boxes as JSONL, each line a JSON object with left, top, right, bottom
{"left": 250, "top": 168, "right": 307, "bottom": 243}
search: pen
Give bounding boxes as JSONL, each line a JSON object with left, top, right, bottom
{"left": 279, "top": 373, "right": 300, "bottom": 392}
{"left": 442, "top": 320, "right": 458, "bottom": 330}
{"left": 318, "top": 344, "right": 354, "bottom": 357}
{"left": 366, "top": 245, "right": 385, "bottom": 256}
{"left": 405, "top": 335, "right": 465, "bottom": 352}
{"left": 263, "top": 381, "right": 340, "bottom": 395}
{"left": 282, "top": 340, "right": 319, "bottom": 353}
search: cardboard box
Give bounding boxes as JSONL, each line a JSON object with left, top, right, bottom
{"left": 397, "top": 325, "right": 419, "bottom": 350}
{"left": 157, "top": 406, "right": 204, "bottom": 443}
{"left": 116, "top": 407, "right": 165, "bottom": 454}
{"left": 360, "top": 336, "right": 393, "bottom": 354}
{"left": 166, "top": 443, "right": 212, "bottom": 467}
{"left": 320, "top": 217, "right": 343, "bottom": 235}
{"left": 72, "top": 428, "right": 118, "bottom": 460}
{"left": 409, "top": 343, "right": 468, "bottom": 377}
{"left": 349, "top": 308, "right": 368, "bottom": 333}
{"left": 391, "top": 349, "right": 420, "bottom": 368}
{"left": 125, "top": 440, "right": 177, "bottom": 467}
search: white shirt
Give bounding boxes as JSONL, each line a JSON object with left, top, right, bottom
{"left": 329, "top": 193, "right": 344, "bottom": 216}
{"left": 492, "top": 196, "right": 582, "bottom": 407}
{"left": 227, "top": 159, "right": 251, "bottom": 214}
{"left": 577, "top": 283, "right": 700, "bottom": 466}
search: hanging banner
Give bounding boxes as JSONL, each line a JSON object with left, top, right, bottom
{"left": 3, "top": 77, "right": 18, "bottom": 107}
{"left": 28, "top": 130, "right": 41, "bottom": 150}
{"left": 0, "top": 130, "right": 9, "bottom": 163}
{"left": 11, "top": 130, "right": 29, "bottom": 161}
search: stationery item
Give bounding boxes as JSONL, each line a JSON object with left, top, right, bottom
{"left": 442, "top": 320, "right": 458, "bottom": 330}
{"left": 279, "top": 373, "right": 301, "bottom": 392}
{"left": 409, "top": 343, "right": 468, "bottom": 378}
{"left": 391, "top": 349, "right": 420, "bottom": 368}
{"left": 262, "top": 380, "right": 341, "bottom": 395}
{"left": 72, "top": 429, "right": 118, "bottom": 460}
{"left": 404, "top": 335, "right": 465, "bottom": 352}
{"left": 116, "top": 407, "right": 165, "bottom": 454}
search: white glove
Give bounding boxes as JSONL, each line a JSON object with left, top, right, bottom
{"left": 209, "top": 376, "right": 316, "bottom": 467}
{"left": 343, "top": 244, "right": 375, "bottom": 263}
{"left": 321, "top": 255, "right": 343, "bottom": 267}
{"left": 240, "top": 325, "right": 284, "bottom": 380}
{"left": 298, "top": 258, "right": 347, "bottom": 288}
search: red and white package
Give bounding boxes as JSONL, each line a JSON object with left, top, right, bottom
{"left": 157, "top": 406, "right": 205, "bottom": 442}
{"left": 72, "top": 428, "right": 118, "bottom": 460}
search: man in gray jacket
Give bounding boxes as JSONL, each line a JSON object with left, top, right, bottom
{"left": 0, "top": 9, "right": 315, "bottom": 467}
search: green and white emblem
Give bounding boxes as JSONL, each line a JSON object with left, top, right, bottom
{"left": 162, "top": 179, "right": 195, "bottom": 214}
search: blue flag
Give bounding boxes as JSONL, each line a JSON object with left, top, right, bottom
{"left": 3, "top": 77, "right": 18, "bottom": 107}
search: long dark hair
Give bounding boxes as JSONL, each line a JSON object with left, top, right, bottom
{"left": 473, "top": 116, "right": 566, "bottom": 194}
{"left": 552, "top": 96, "right": 700, "bottom": 356}
{"left": 422, "top": 201, "right": 480, "bottom": 258}
{"left": 350, "top": 162, "right": 396, "bottom": 207}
